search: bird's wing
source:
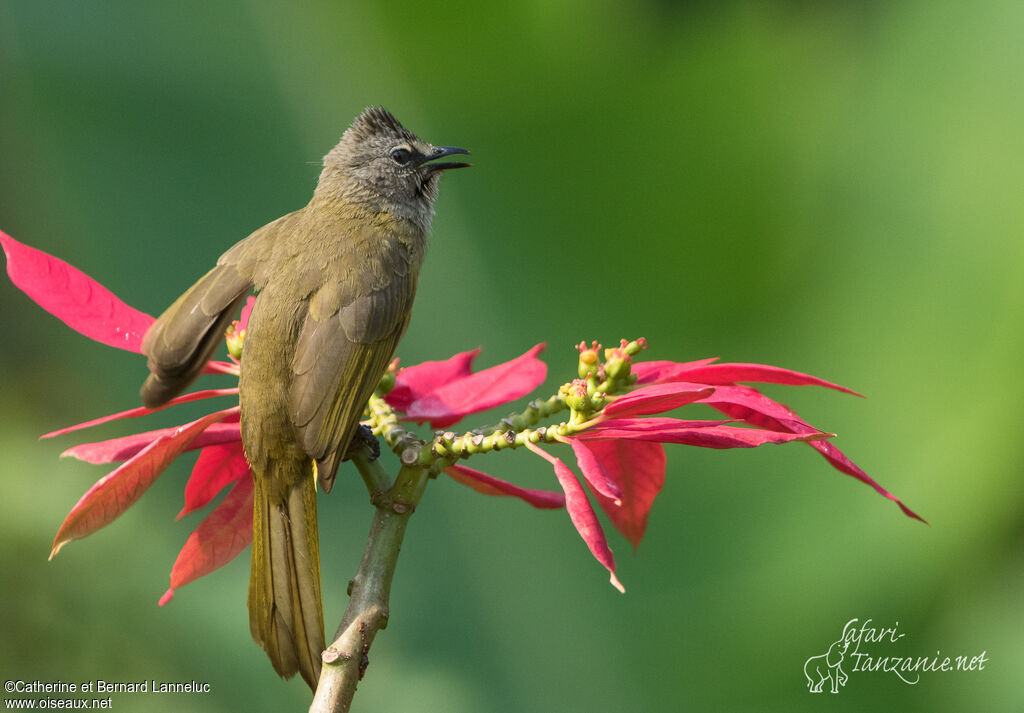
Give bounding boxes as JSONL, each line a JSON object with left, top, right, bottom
{"left": 217, "top": 210, "right": 301, "bottom": 290}
{"left": 288, "top": 233, "right": 418, "bottom": 492}
{"left": 140, "top": 213, "right": 295, "bottom": 408}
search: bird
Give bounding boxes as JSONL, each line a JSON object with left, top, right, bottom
{"left": 139, "top": 107, "right": 469, "bottom": 689}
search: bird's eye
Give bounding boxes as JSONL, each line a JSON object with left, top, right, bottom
{"left": 390, "top": 148, "right": 412, "bottom": 165}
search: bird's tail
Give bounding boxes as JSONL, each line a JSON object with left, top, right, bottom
{"left": 248, "top": 459, "right": 325, "bottom": 691}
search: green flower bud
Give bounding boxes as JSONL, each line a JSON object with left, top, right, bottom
{"left": 225, "top": 322, "right": 245, "bottom": 360}
{"left": 562, "top": 379, "right": 591, "bottom": 413}
{"left": 377, "top": 362, "right": 398, "bottom": 395}
{"left": 576, "top": 340, "right": 602, "bottom": 379}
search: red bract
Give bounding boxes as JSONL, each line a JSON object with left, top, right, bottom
{"left": 386, "top": 349, "right": 479, "bottom": 411}
{"left": 3, "top": 231, "right": 253, "bottom": 603}
{"left": 53, "top": 406, "right": 251, "bottom": 606}
{"left": 387, "top": 344, "right": 548, "bottom": 428}
{"left": 60, "top": 420, "right": 241, "bottom": 465}
{"left": 600, "top": 382, "right": 714, "bottom": 419}
{"left": 520, "top": 354, "right": 922, "bottom": 590}
{"left": 634, "top": 361, "right": 922, "bottom": 522}
{"left": 572, "top": 439, "right": 665, "bottom": 550}
{"left": 526, "top": 442, "right": 625, "bottom": 593}
{"left": 41, "top": 388, "right": 241, "bottom": 439}
{"left": 160, "top": 470, "right": 254, "bottom": 606}
{"left": 50, "top": 407, "right": 240, "bottom": 559}
{"left": 633, "top": 358, "right": 862, "bottom": 396}
{"left": 444, "top": 463, "right": 565, "bottom": 509}
{"left": 576, "top": 418, "right": 828, "bottom": 448}
{"left": 1, "top": 230, "right": 154, "bottom": 352}
{"left": 179, "top": 441, "right": 252, "bottom": 519}
{"left": 537, "top": 416, "right": 833, "bottom": 589}
{"left": 567, "top": 439, "right": 623, "bottom": 502}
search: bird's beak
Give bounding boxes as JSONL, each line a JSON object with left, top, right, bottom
{"left": 419, "top": 145, "right": 471, "bottom": 171}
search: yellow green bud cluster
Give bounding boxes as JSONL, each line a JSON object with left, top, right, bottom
{"left": 573, "top": 337, "right": 647, "bottom": 393}
{"left": 559, "top": 378, "right": 606, "bottom": 423}
{"left": 366, "top": 337, "right": 652, "bottom": 469}
{"left": 225, "top": 322, "right": 245, "bottom": 360}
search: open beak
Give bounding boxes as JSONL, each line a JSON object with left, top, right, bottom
{"left": 419, "top": 145, "right": 471, "bottom": 171}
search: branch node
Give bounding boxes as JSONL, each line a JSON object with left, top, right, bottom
{"left": 321, "top": 646, "right": 352, "bottom": 665}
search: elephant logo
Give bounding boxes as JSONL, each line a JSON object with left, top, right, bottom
{"left": 804, "top": 637, "right": 850, "bottom": 694}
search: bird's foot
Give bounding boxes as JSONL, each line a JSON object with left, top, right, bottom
{"left": 347, "top": 424, "right": 381, "bottom": 462}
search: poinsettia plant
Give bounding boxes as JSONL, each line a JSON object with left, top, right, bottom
{"left": 1, "top": 229, "right": 922, "bottom": 712}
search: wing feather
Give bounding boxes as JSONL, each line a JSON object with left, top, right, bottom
{"left": 140, "top": 215, "right": 294, "bottom": 407}
{"left": 288, "top": 277, "right": 415, "bottom": 491}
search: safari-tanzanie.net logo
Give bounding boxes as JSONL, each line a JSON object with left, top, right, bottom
{"left": 803, "top": 618, "right": 988, "bottom": 694}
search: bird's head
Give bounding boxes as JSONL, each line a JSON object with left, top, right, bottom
{"left": 319, "top": 107, "right": 470, "bottom": 229}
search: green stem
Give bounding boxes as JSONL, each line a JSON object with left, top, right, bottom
{"left": 308, "top": 453, "right": 429, "bottom": 713}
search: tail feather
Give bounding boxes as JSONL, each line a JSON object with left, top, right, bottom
{"left": 249, "top": 461, "right": 324, "bottom": 691}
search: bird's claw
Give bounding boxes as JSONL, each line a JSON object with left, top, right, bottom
{"left": 346, "top": 424, "right": 380, "bottom": 462}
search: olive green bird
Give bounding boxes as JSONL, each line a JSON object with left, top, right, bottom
{"left": 139, "top": 107, "right": 469, "bottom": 690}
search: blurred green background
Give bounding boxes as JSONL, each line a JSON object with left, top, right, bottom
{"left": 2, "top": 0, "right": 1022, "bottom": 710}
